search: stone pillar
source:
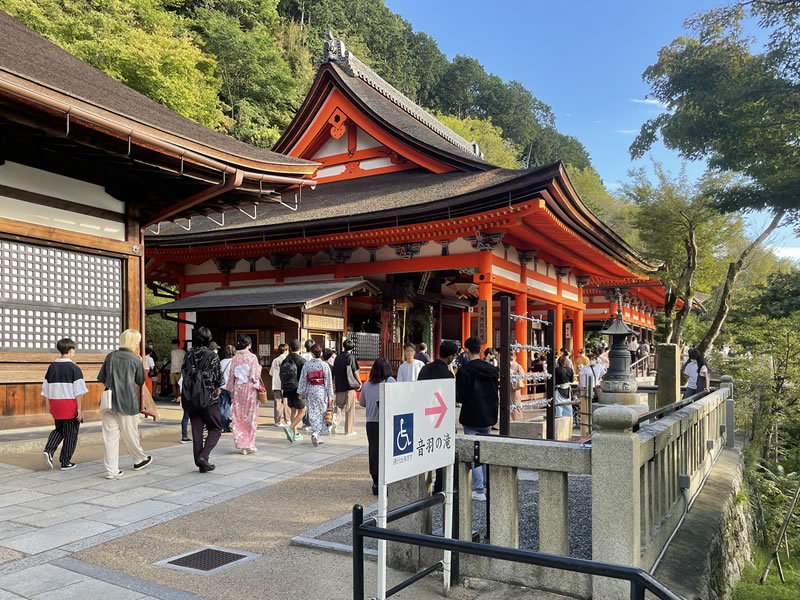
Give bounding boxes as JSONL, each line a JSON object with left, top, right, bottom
{"left": 514, "top": 292, "right": 528, "bottom": 363}
{"left": 720, "top": 375, "right": 735, "bottom": 448}
{"left": 655, "top": 344, "right": 680, "bottom": 408}
{"left": 539, "top": 470, "right": 569, "bottom": 555}
{"left": 592, "top": 406, "right": 641, "bottom": 600}
{"left": 387, "top": 472, "right": 433, "bottom": 572}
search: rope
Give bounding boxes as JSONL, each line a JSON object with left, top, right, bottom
{"left": 509, "top": 312, "right": 550, "bottom": 326}
{"left": 510, "top": 398, "right": 552, "bottom": 411}
{"left": 511, "top": 372, "right": 551, "bottom": 382}
{"left": 509, "top": 343, "right": 551, "bottom": 353}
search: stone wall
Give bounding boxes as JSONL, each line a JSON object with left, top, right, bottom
{"left": 654, "top": 447, "right": 752, "bottom": 600}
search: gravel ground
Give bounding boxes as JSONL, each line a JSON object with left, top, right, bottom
{"left": 318, "top": 472, "right": 592, "bottom": 559}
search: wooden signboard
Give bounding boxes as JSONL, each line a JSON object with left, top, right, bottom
{"left": 303, "top": 313, "right": 345, "bottom": 331}
{"left": 477, "top": 299, "right": 488, "bottom": 344}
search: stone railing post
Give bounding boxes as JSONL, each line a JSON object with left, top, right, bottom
{"left": 655, "top": 344, "right": 680, "bottom": 408}
{"left": 720, "top": 375, "right": 735, "bottom": 448}
{"left": 592, "top": 405, "right": 641, "bottom": 600}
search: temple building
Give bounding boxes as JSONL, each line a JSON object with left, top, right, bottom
{"left": 145, "top": 36, "right": 665, "bottom": 374}
{"left": 0, "top": 12, "right": 317, "bottom": 426}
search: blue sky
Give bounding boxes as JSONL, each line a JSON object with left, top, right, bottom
{"left": 385, "top": 0, "right": 799, "bottom": 258}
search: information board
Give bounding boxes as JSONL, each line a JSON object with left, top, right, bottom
{"left": 379, "top": 379, "right": 455, "bottom": 485}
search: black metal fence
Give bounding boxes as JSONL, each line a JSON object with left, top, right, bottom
{"left": 352, "top": 494, "right": 681, "bottom": 600}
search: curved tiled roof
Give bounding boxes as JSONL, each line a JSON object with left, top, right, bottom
{"left": 0, "top": 10, "right": 316, "bottom": 172}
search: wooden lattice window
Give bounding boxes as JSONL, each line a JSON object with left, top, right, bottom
{"left": 0, "top": 240, "right": 122, "bottom": 353}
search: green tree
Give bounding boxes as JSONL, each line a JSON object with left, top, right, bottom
{"left": 435, "top": 114, "right": 520, "bottom": 169}
{"left": 630, "top": 4, "right": 799, "bottom": 227}
{"left": 622, "top": 164, "right": 741, "bottom": 344}
{"left": 190, "top": 5, "right": 300, "bottom": 147}
{"left": 1, "top": 0, "right": 226, "bottom": 129}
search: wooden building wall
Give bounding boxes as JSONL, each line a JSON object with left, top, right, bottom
{"left": 0, "top": 171, "right": 143, "bottom": 429}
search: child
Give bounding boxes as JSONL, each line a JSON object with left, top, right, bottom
{"left": 41, "top": 338, "right": 88, "bottom": 470}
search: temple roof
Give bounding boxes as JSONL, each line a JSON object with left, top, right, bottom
{"left": 0, "top": 10, "right": 316, "bottom": 174}
{"left": 274, "top": 34, "right": 491, "bottom": 171}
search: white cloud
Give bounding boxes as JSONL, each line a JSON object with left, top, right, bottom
{"left": 771, "top": 246, "right": 800, "bottom": 262}
{"left": 631, "top": 98, "right": 667, "bottom": 108}
{"left": 616, "top": 129, "right": 638, "bottom": 135}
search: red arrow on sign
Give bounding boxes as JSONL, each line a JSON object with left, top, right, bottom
{"left": 425, "top": 392, "right": 447, "bottom": 428}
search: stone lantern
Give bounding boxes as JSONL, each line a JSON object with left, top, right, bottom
{"left": 597, "top": 289, "right": 648, "bottom": 413}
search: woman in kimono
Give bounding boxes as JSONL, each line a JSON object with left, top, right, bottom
{"left": 297, "top": 343, "right": 334, "bottom": 447}
{"left": 509, "top": 354, "right": 526, "bottom": 421}
{"left": 226, "top": 335, "right": 262, "bottom": 455}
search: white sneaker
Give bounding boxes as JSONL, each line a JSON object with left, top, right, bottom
{"left": 329, "top": 422, "right": 338, "bottom": 435}
{"left": 43, "top": 451, "right": 54, "bottom": 470}
{"left": 472, "top": 491, "right": 487, "bottom": 502}
{"left": 275, "top": 422, "right": 284, "bottom": 428}
{"left": 249, "top": 447, "right": 257, "bottom": 454}
{"left": 105, "top": 471, "right": 124, "bottom": 480}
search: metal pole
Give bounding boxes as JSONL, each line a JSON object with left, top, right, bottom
{"left": 353, "top": 504, "right": 365, "bottom": 600}
{"left": 377, "top": 384, "right": 389, "bottom": 600}
{"left": 546, "top": 308, "right": 556, "bottom": 440}
{"left": 452, "top": 459, "right": 460, "bottom": 585}
{"left": 499, "top": 296, "right": 511, "bottom": 437}
{"left": 443, "top": 463, "right": 454, "bottom": 595}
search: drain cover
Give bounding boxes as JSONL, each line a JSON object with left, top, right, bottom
{"left": 168, "top": 548, "right": 247, "bottom": 571}
{"left": 155, "top": 546, "right": 260, "bottom": 575}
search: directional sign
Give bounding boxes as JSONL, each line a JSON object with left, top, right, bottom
{"left": 379, "top": 379, "right": 456, "bottom": 485}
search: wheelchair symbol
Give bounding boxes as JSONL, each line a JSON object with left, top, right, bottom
{"left": 396, "top": 418, "right": 411, "bottom": 452}
{"left": 393, "top": 413, "right": 414, "bottom": 456}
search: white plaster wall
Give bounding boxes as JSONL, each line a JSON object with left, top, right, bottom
{"left": 288, "top": 254, "right": 308, "bottom": 269}
{"left": 185, "top": 261, "right": 218, "bottom": 276}
{"left": 229, "top": 278, "right": 275, "bottom": 287}
{"left": 535, "top": 259, "right": 547, "bottom": 275}
{"left": 447, "top": 238, "right": 473, "bottom": 255}
{"left": 230, "top": 259, "right": 249, "bottom": 273}
{"left": 357, "top": 127, "right": 382, "bottom": 150}
{"left": 492, "top": 265, "right": 519, "bottom": 282}
{"left": 562, "top": 290, "right": 579, "bottom": 302}
{"left": 505, "top": 246, "right": 520, "bottom": 265}
{"left": 316, "top": 165, "right": 346, "bottom": 179}
{"left": 527, "top": 277, "right": 557, "bottom": 296}
{"left": 186, "top": 282, "right": 219, "bottom": 294}
{"left": 376, "top": 246, "right": 398, "bottom": 262}
{"left": 360, "top": 157, "right": 393, "bottom": 171}
{"left": 350, "top": 247, "right": 371, "bottom": 263}
{"left": 312, "top": 135, "right": 347, "bottom": 159}
{"left": 0, "top": 161, "right": 124, "bottom": 213}
{"left": 312, "top": 251, "right": 333, "bottom": 267}
{"left": 416, "top": 242, "right": 439, "bottom": 258}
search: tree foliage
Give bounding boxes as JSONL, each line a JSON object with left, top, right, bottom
{"left": 435, "top": 114, "right": 520, "bottom": 169}
{"left": 566, "top": 165, "right": 637, "bottom": 244}
{"left": 631, "top": 3, "right": 800, "bottom": 226}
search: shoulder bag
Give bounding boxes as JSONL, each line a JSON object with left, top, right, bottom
{"left": 346, "top": 354, "right": 361, "bottom": 390}
{"left": 257, "top": 377, "right": 268, "bottom": 404}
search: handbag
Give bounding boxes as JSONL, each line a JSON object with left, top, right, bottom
{"left": 100, "top": 389, "right": 113, "bottom": 413}
{"left": 346, "top": 356, "right": 361, "bottom": 390}
{"left": 257, "top": 378, "right": 268, "bottom": 405}
{"left": 324, "top": 408, "right": 333, "bottom": 426}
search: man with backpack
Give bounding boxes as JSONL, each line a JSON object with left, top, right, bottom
{"left": 332, "top": 339, "right": 361, "bottom": 435}
{"left": 180, "top": 327, "right": 224, "bottom": 473}
{"left": 281, "top": 339, "right": 307, "bottom": 441}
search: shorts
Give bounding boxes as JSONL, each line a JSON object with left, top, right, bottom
{"left": 169, "top": 373, "right": 181, "bottom": 385}
{"left": 286, "top": 391, "right": 305, "bottom": 410}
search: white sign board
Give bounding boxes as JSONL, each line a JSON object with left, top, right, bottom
{"left": 379, "top": 379, "right": 455, "bottom": 485}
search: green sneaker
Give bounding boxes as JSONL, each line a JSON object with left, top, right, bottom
{"left": 284, "top": 426, "right": 295, "bottom": 442}
{"left": 294, "top": 433, "right": 304, "bottom": 440}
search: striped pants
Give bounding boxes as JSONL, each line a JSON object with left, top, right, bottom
{"left": 44, "top": 418, "right": 80, "bottom": 467}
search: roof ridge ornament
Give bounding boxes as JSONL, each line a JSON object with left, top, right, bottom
{"left": 322, "top": 33, "right": 483, "bottom": 159}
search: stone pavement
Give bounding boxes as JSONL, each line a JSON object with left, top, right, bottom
{"left": 0, "top": 424, "right": 367, "bottom": 600}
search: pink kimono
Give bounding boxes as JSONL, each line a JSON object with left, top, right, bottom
{"left": 226, "top": 349, "right": 261, "bottom": 450}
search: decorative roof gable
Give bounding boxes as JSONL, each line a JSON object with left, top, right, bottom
{"left": 321, "top": 32, "right": 484, "bottom": 160}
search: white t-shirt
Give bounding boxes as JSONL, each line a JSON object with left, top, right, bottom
{"left": 684, "top": 361, "right": 708, "bottom": 389}
{"left": 268, "top": 353, "right": 287, "bottom": 391}
{"left": 397, "top": 360, "right": 425, "bottom": 383}
{"left": 170, "top": 348, "right": 185, "bottom": 373}
{"left": 579, "top": 363, "right": 606, "bottom": 388}
{"left": 628, "top": 340, "right": 640, "bottom": 352}
{"left": 144, "top": 355, "right": 155, "bottom": 372}
{"left": 220, "top": 357, "right": 233, "bottom": 387}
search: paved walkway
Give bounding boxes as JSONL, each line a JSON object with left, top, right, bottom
{"left": 0, "top": 423, "right": 367, "bottom": 600}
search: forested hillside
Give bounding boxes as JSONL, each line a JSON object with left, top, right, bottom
{"left": 0, "top": 0, "right": 593, "bottom": 173}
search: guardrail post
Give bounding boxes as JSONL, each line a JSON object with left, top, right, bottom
{"left": 539, "top": 470, "right": 569, "bottom": 556}
{"left": 655, "top": 344, "right": 680, "bottom": 408}
{"left": 353, "top": 504, "right": 364, "bottom": 600}
{"left": 592, "top": 405, "right": 641, "bottom": 600}
{"left": 720, "top": 375, "right": 735, "bottom": 448}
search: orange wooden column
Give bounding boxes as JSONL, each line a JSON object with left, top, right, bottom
{"left": 478, "top": 250, "right": 493, "bottom": 351}
{"left": 461, "top": 309, "right": 471, "bottom": 345}
{"left": 574, "top": 308, "right": 584, "bottom": 357}
{"left": 554, "top": 302, "right": 563, "bottom": 353}
{"left": 514, "top": 292, "right": 527, "bottom": 364}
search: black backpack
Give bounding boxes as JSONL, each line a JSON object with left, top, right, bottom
{"left": 280, "top": 354, "right": 300, "bottom": 393}
{"left": 181, "top": 350, "right": 214, "bottom": 409}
